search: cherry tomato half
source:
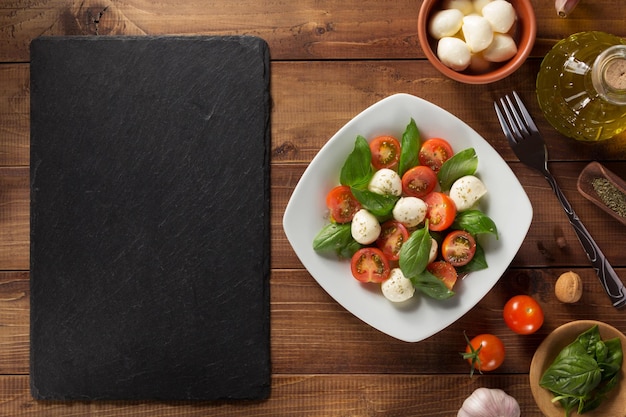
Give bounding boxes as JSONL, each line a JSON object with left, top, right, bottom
{"left": 419, "top": 138, "right": 454, "bottom": 172}
{"left": 503, "top": 295, "right": 544, "bottom": 335}
{"left": 463, "top": 333, "right": 505, "bottom": 375}
{"left": 376, "top": 220, "right": 409, "bottom": 262}
{"left": 427, "top": 260, "right": 458, "bottom": 290}
{"left": 370, "top": 135, "right": 401, "bottom": 170}
{"left": 423, "top": 192, "right": 457, "bottom": 232}
{"left": 326, "top": 185, "right": 361, "bottom": 224}
{"left": 350, "top": 247, "right": 391, "bottom": 283}
{"left": 442, "top": 230, "right": 476, "bottom": 267}
{"left": 401, "top": 165, "right": 438, "bottom": 198}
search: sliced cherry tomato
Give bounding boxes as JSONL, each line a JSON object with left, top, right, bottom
{"left": 350, "top": 248, "right": 391, "bottom": 283}
{"left": 326, "top": 185, "right": 361, "bottom": 223}
{"left": 423, "top": 192, "right": 457, "bottom": 232}
{"left": 426, "top": 260, "right": 457, "bottom": 290}
{"left": 401, "top": 165, "right": 438, "bottom": 198}
{"left": 376, "top": 220, "right": 409, "bottom": 261}
{"left": 442, "top": 230, "right": 476, "bottom": 267}
{"left": 419, "top": 138, "right": 454, "bottom": 172}
{"left": 503, "top": 295, "right": 544, "bottom": 335}
{"left": 369, "top": 135, "right": 401, "bottom": 170}
{"left": 463, "top": 333, "right": 505, "bottom": 375}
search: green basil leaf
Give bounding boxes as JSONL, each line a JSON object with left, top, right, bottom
{"left": 540, "top": 354, "right": 602, "bottom": 397}
{"left": 410, "top": 269, "right": 455, "bottom": 300}
{"left": 598, "top": 338, "right": 623, "bottom": 379}
{"left": 437, "top": 147, "right": 478, "bottom": 191}
{"left": 312, "top": 223, "right": 360, "bottom": 258}
{"left": 340, "top": 135, "right": 373, "bottom": 189}
{"left": 456, "top": 243, "right": 488, "bottom": 273}
{"left": 351, "top": 188, "right": 399, "bottom": 217}
{"left": 398, "top": 225, "right": 432, "bottom": 279}
{"left": 452, "top": 209, "right": 498, "bottom": 238}
{"left": 398, "top": 118, "right": 420, "bottom": 177}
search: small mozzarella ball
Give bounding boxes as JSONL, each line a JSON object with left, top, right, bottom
{"left": 437, "top": 37, "right": 471, "bottom": 71}
{"left": 482, "top": 0, "right": 516, "bottom": 33}
{"left": 472, "top": 0, "right": 492, "bottom": 14}
{"left": 392, "top": 197, "right": 427, "bottom": 228}
{"left": 483, "top": 33, "right": 518, "bottom": 62}
{"left": 368, "top": 168, "right": 402, "bottom": 196}
{"left": 468, "top": 52, "right": 492, "bottom": 73}
{"left": 428, "top": 238, "right": 439, "bottom": 263}
{"left": 381, "top": 268, "right": 415, "bottom": 303}
{"left": 429, "top": 9, "right": 464, "bottom": 40}
{"left": 449, "top": 175, "right": 487, "bottom": 211}
{"left": 351, "top": 209, "right": 381, "bottom": 244}
{"left": 442, "top": 0, "right": 474, "bottom": 15}
{"left": 462, "top": 15, "right": 494, "bottom": 53}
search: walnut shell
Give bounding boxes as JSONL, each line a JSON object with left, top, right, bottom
{"left": 555, "top": 271, "right": 582, "bottom": 303}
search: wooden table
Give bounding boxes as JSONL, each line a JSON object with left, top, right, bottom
{"left": 1, "top": 0, "right": 626, "bottom": 415}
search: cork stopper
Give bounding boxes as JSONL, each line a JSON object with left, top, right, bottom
{"left": 604, "top": 58, "right": 626, "bottom": 90}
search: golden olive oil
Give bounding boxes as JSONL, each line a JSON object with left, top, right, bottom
{"left": 536, "top": 31, "right": 626, "bottom": 142}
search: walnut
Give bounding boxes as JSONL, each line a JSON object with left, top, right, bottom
{"left": 555, "top": 271, "right": 583, "bottom": 303}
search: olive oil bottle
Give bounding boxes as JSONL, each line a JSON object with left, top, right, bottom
{"left": 536, "top": 31, "right": 626, "bottom": 142}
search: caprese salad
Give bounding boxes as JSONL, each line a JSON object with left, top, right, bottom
{"left": 312, "top": 118, "right": 498, "bottom": 303}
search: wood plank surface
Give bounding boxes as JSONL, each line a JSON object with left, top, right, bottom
{"left": 2, "top": 0, "right": 626, "bottom": 415}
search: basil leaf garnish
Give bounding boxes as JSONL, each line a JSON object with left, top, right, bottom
{"left": 350, "top": 188, "right": 399, "bottom": 217}
{"left": 452, "top": 209, "right": 498, "bottom": 238}
{"left": 437, "top": 147, "right": 478, "bottom": 191}
{"left": 398, "top": 225, "right": 431, "bottom": 279}
{"left": 409, "top": 269, "right": 455, "bottom": 300}
{"left": 398, "top": 118, "right": 420, "bottom": 177}
{"left": 340, "top": 135, "right": 373, "bottom": 189}
{"left": 312, "top": 223, "right": 360, "bottom": 258}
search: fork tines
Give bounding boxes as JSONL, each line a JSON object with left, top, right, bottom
{"left": 494, "top": 91, "right": 538, "bottom": 144}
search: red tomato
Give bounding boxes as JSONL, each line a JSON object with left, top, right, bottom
{"left": 463, "top": 333, "right": 505, "bottom": 375}
{"left": 350, "top": 248, "right": 391, "bottom": 283}
{"left": 426, "top": 260, "right": 457, "bottom": 290}
{"left": 369, "top": 135, "right": 401, "bottom": 170}
{"left": 442, "top": 230, "right": 476, "bottom": 267}
{"left": 503, "top": 295, "right": 544, "bottom": 335}
{"left": 401, "top": 165, "right": 438, "bottom": 198}
{"left": 419, "top": 138, "right": 454, "bottom": 172}
{"left": 423, "top": 192, "right": 457, "bottom": 232}
{"left": 326, "top": 185, "right": 361, "bottom": 223}
{"left": 376, "top": 220, "right": 409, "bottom": 261}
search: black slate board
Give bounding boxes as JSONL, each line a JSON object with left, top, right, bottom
{"left": 29, "top": 36, "right": 271, "bottom": 401}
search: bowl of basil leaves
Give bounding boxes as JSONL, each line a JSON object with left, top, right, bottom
{"left": 530, "top": 320, "right": 626, "bottom": 417}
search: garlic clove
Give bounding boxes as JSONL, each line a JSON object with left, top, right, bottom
{"left": 429, "top": 8, "right": 465, "bottom": 39}
{"left": 555, "top": 0, "right": 581, "bottom": 17}
{"left": 437, "top": 37, "right": 472, "bottom": 71}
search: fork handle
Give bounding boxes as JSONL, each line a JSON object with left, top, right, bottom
{"left": 545, "top": 173, "right": 626, "bottom": 308}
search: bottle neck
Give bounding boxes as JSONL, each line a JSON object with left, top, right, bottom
{"left": 592, "top": 45, "right": 626, "bottom": 105}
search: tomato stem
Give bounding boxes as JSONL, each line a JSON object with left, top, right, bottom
{"left": 460, "top": 331, "right": 483, "bottom": 377}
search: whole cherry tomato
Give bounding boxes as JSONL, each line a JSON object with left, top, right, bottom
{"left": 503, "top": 295, "right": 544, "bottom": 335}
{"left": 462, "top": 332, "right": 505, "bottom": 376}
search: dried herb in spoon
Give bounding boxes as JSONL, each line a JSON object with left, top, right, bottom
{"left": 592, "top": 177, "right": 626, "bottom": 218}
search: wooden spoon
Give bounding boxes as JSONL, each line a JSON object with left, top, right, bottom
{"left": 577, "top": 161, "right": 626, "bottom": 227}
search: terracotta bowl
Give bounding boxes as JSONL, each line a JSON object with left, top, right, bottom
{"left": 529, "top": 320, "right": 626, "bottom": 417}
{"left": 417, "top": 0, "right": 536, "bottom": 84}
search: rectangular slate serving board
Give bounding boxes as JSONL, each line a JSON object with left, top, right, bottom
{"left": 30, "top": 35, "right": 271, "bottom": 401}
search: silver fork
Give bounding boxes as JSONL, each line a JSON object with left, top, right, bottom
{"left": 495, "top": 91, "right": 626, "bottom": 308}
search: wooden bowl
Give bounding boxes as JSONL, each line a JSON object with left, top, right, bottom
{"left": 417, "top": 0, "right": 536, "bottom": 84}
{"left": 529, "top": 320, "right": 626, "bottom": 417}
{"left": 577, "top": 161, "right": 626, "bottom": 227}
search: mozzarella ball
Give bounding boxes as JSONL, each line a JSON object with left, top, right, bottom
{"left": 392, "top": 197, "right": 427, "bottom": 228}
{"left": 462, "top": 15, "right": 494, "bottom": 53}
{"left": 449, "top": 175, "right": 487, "bottom": 211}
{"left": 442, "top": 0, "right": 474, "bottom": 15}
{"left": 483, "top": 33, "right": 517, "bottom": 62}
{"left": 481, "top": 0, "right": 516, "bottom": 33}
{"left": 368, "top": 168, "right": 402, "bottom": 196}
{"left": 468, "top": 52, "right": 492, "bottom": 73}
{"left": 429, "top": 238, "right": 439, "bottom": 263}
{"left": 381, "top": 268, "right": 415, "bottom": 303}
{"left": 351, "top": 209, "right": 381, "bottom": 244}
{"left": 429, "top": 9, "right": 464, "bottom": 40}
{"left": 472, "top": 0, "right": 492, "bottom": 14}
{"left": 437, "top": 37, "right": 471, "bottom": 71}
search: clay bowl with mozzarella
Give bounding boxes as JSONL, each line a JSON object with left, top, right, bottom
{"left": 417, "top": 0, "right": 536, "bottom": 84}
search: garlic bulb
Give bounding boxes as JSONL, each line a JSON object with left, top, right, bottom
{"left": 555, "top": 0, "right": 581, "bottom": 17}
{"left": 457, "top": 388, "right": 520, "bottom": 417}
